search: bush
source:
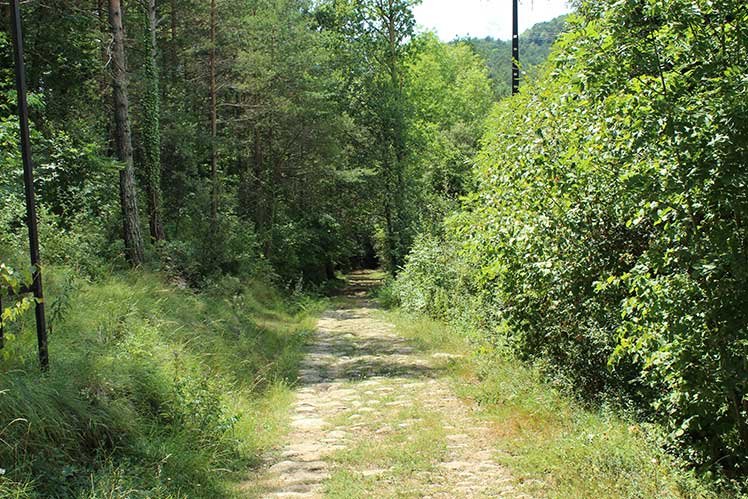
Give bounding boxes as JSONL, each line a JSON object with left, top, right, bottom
{"left": 375, "top": 277, "right": 401, "bottom": 309}
{"left": 395, "top": 234, "right": 459, "bottom": 319}
{"left": 395, "top": 0, "right": 748, "bottom": 478}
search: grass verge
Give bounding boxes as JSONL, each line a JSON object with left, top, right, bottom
{"left": 381, "top": 310, "right": 738, "bottom": 499}
{"left": 0, "top": 268, "right": 324, "bottom": 499}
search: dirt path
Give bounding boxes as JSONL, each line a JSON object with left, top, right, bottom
{"left": 244, "top": 271, "right": 523, "bottom": 499}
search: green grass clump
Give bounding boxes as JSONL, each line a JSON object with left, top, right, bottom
{"left": 326, "top": 400, "right": 448, "bottom": 499}
{"left": 0, "top": 268, "right": 324, "bottom": 499}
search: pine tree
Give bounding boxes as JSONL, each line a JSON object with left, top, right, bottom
{"left": 108, "top": 0, "right": 145, "bottom": 265}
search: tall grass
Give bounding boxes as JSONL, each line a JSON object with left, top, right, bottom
{"left": 0, "top": 268, "right": 323, "bottom": 498}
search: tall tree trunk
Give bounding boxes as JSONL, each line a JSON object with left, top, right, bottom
{"left": 382, "top": 168, "right": 398, "bottom": 272}
{"left": 382, "top": 0, "right": 406, "bottom": 273}
{"left": 108, "top": 0, "right": 145, "bottom": 265}
{"left": 170, "top": 0, "right": 178, "bottom": 82}
{"left": 209, "top": 0, "right": 219, "bottom": 226}
{"left": 263, "top": 126, "right": 274, "bottom": 259}
{"left": 98, "top": 0, "right": 113, "bottom": 148}
{"left": 251, "top": 124, "right": 264, "bottom": 228}
{"left": 143, "top": 0, "right": 165, "bottom": 242}
{"left": 97, "top": 0, "right": 107, "bottom": 106}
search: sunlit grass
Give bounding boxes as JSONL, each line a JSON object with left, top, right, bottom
{"left": 326, "top": 397, "right": 448, "bottom": 499}
{"left": 382, "top": 310, "right": 729, "bottom": 499}
{"left": 0, "top": 268, "right": 324, "bottom": 499}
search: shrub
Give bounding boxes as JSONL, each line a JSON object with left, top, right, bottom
{"left": 395, "top": 234, "right": 459, "bottom": 319}
{"left": 396, "top": 0, "right": 748, "bottom": 477}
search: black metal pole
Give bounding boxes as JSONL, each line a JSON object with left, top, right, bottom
{"left": 10, "top": 0, "right": 49, "bottom": 371}
{"left": 512, "top": 0, "right": 520, "bottom": 95}
{"left": 0, "top": 295, "right": 4, "bottom": 350}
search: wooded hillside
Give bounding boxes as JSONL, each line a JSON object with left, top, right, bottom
{"left": 461, "top": 14, "right": 568, "bottom": 96}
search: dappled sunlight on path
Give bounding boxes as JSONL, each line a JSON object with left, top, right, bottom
{"left": 242, "top": 270, "right": 525, "bottom": 499}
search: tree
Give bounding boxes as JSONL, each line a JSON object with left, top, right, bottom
{"left": 108, "top": 0, "right": 145, "bottom": 265}
{"left": 405, "top": 34, "right": 494, "bottom": 229}
{"left": 225, "top": 0, "right": 358, "bottom": 278}
{"left": 317, "top": 0, "right": 420, "bottom": 273}
{"left": 209, "top": 0, "right": 219, "bottom": 227}
{"left": 374, "top": 0, "right": 415, "bottom": 273}
{"left": 142, "top": 0, "right": 165, "bottom": 242}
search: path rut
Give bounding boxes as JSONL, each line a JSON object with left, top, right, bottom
{"left": 243, "top": 272, "right": 522, "bottom": 499}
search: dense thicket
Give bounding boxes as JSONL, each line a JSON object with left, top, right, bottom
{"left": 394, "top": 0, "right": 748, "bottom": 481}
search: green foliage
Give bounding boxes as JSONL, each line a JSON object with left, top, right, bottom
{"left": 1, "top": 25, "right": 120, "bottom": 275}
{"left": 0, "top": 263, "right": 35, "bottom": 351}
{"left": 392, "top": 234, "right": 459, "bottom": 318}
{"left": 406, "top": 35, "right": 494, "bottom": 230}
{"left": 315, "top": 5, "right": 495, "bottom": 273}
{"left": 315, "top": 0, "right": 422, "bottom": 272}
{"left": 1, "top": 0, "right": 496, "bottom": 286}
{"left": 394, "top": 0, "right": 748, "bottom": 483}
{"left": 9, "top": 0, "right": 746, "bottom": 492}
{"left": 375, "top": 277, "right": 401, "bottom": 309}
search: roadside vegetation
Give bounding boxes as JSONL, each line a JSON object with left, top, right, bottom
{"left": 383, "top": 311, "right": 735, "bottom": 499}
{"left": 0, "top": 267, "right": 323, "bottom": 498}
{"left": 384, "top": 0, "right": 748, "bottom": 496}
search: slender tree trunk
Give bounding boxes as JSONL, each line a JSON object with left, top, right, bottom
{"left": 98, "top": 0, "right": 113, "bottom": 148}
{"left": 263, "top": 126, "right": 274, "bottom": 259}
{"left": 253, "top": 126, "right": 262, "bottom": 175}
{"left": 383, "top": 0, "right": 406, "bottom": 273}
{"left": 252, "top": 124, "right": 264, "bottom": 229}
{"left": 209, "top": 0, "right": 219, "bottom": 226}
{"left": 108, "top": 0, "right": 145, "bottom": 266}
{"left": 383, "top": 170, "right": 398, "bottom": 272}
{"left": 143, "top": 0, "right": 165, "bottom": 242}
{"left": 170, "top": 0, "right": 178, "bottom": 82}
{"left": 387, "top": 0, "right": 399, "bottom": 90}
{"left": 97, "top": 0, "right": 107, "bottom": 104}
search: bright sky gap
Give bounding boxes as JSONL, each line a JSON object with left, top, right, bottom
{"left": 414, "top": 0, "right": 573, "bottom": 41}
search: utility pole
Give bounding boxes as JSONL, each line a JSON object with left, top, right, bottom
{"left": 9, "top": 0, "right": 49, "bottom": 371}
{"left": 512, "top": 0, "right": 520, "bottom": 95}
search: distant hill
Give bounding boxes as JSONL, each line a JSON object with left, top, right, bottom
{"left": 458, "top": 15, "right": 569, "bottom": 97}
